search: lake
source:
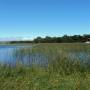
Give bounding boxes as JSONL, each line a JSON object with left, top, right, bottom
{"left": 0, "top": 44, "right": 90, "bottom": 67}
{"left": 0, "top": 45, "right": 48, "bottom": 67}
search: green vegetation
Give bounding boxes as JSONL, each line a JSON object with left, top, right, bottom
{"left": 1, "top": 34, "right": 90, "bottom": 44}
{"left": 0, "top": 43, "right": 90, "bottom": 90}
{"left": 34, "top": 34, "right": 90, "bottom": 43}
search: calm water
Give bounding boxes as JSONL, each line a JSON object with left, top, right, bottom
{"left": 0, "top": 45, "right": 89, "bottom": 67}
{"left": 0, "top": 45, "right": 48, "bottom": 67}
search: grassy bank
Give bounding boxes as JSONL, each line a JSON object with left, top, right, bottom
{"left": 0, "top": 66, "right": 90, "bottom": 90}
{"left": 0, "top": 43, "right": 90, "bottom": 90}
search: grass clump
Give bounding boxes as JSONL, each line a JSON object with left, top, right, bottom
{"left": 0, "top": 65, "right": 90, "bottom": 90}
{"left": 0, "top": 43, "right": 90, "bottom": 90}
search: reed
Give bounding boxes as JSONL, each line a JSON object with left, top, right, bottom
{"left": 0, "top": 43, "right": 90, "bottom": 90}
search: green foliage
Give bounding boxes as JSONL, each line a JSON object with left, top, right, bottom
{"left": 32, "top": 43, "right": 90, "bottom": 74}
{"left": 0, "top": 66, "right": 90, "bottom": 90}
{"left": 34, "top": 34, "right": 90, "bottom": 43}
{"left": 0, "top": 43, "right": 90, "bottom": 90}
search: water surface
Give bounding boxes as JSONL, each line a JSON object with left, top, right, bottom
{"left": 0, "top": 45, "right": 48, "bottom": 67}
{"left": 0, "top": 45, "right": 89, "bottom": 67}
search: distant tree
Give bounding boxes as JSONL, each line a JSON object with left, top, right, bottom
{"left": 29, "top": 34, "right": 90, "bottom": 43}
{"left": 34, "top": 37, "right": 42, "bottom": 43}
{"left": 44, "top": 36, "right": 52, "bottom": 43}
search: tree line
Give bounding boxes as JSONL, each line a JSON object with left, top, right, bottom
{"left": 9, "top": 34, "right": 90, "bottom": 44}
{"left": 34, "top": 34, "right": 90, "bottom": 43}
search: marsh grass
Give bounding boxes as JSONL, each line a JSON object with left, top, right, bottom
{"left": 0, "top": 43, "right": 90, "bottom": 90}
{"left": 32, "top": 43, "right": 90, "bottom": 74}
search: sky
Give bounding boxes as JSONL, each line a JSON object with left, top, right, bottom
{"left": 0, "top": 0, "right": 90, "bottom": 39}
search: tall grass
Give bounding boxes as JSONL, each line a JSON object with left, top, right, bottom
{"left": 0, "top": 43, "right": 90, "bottom": 90}
{"left": 32, "top": 43, "right": 90, "bottom": 74}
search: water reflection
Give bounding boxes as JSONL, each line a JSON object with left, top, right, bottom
{"left": 69, "top": 52, "right": 90, "bottom": 61}
{"left": 0, "top": 45, "right": 90, "bottom": 67}
{"left": 0, "top": 45, "right": 48, "bottom": 67}
{"left": 69, "top": 52, "right": 90, "bottom": 68}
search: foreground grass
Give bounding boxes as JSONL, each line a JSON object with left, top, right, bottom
{"left": 0, "top": 43, "right": 90, "bottom": 90}
{"left": 0, "top": 66, "right": 90, "bottom": 90}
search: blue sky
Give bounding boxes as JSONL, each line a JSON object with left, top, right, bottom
{"left": 0, "top": 0, "right": 89, "bottom": 39}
